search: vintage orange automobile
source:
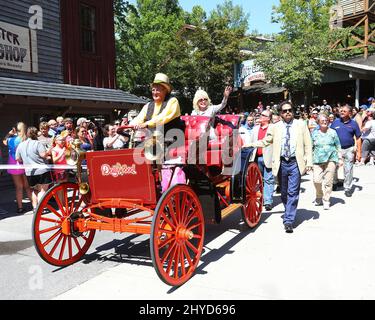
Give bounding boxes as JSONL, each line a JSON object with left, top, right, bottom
{"left": 32, "top": 115, "right": 263, "bottom": 286}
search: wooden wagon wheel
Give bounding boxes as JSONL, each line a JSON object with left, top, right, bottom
{"left": 33, "top": 182, "right": 95, "bottom": 266}
{"left": 242, "top": 162, "right": 264, "bottom": 228}
{"left": 151, "top": 184, "right": 205, "bottom": 286}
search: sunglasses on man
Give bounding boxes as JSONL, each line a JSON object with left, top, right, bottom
{"left": 281, "top": 108, "right": 293, "bottom": 114}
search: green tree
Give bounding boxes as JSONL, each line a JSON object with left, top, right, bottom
{"left": 114, "top": 0, "right": 250, "bottom": 111}
{"left": 255, "top": 0, "right": 346, "bottom": 105}
{"left": 181, "top": 1, "right": 249, "bottom": 103}
{"left": 115, "top": 0, "right": 185, "bottom": 96}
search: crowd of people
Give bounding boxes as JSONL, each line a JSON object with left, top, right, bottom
{"left": 1, "top": 115, "right": 129, "bottom": 213}
{"left": 241, "top": 97, "right": 375, "bottom": 232}
{"left": 1, "top": 72, "right": 374, "bottom": 235}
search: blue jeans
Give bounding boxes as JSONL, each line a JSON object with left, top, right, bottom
{"left": 257, "top": 156, "right": 274, "bottom": 205}
{"left": 278, "top": 159, "right": 301, "bottom": 225}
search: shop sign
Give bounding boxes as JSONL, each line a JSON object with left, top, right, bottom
{"left": 234, "top": 59, "right": 265, "bottom": 88}
{"left": 0, "top": 21, "right": 38, "bottom": 73}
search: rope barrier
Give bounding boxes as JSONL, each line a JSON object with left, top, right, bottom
{"left": 0, "top": 164, "right": 87, "bottom": 170}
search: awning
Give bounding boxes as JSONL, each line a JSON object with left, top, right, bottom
{"left": 243, "top": 82, "right": 285, "bottom": 94}
{"left": 0, "top": 76, "right": 148, "bottom": 106}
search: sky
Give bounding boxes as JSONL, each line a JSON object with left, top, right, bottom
{"left": 128, "top": 0, "right": 281, "bottom": 35}
{"left": 179, "top": 0, "right": 281, "bottom": 35}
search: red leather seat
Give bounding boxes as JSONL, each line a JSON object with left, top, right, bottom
{"left": 167, "top": 115, "right": 242, "bottom": 167}
{"left": 167, "top": 116, "right": 211, "bottom": 161}
{"left": 206, "top": 115, "right": 242, "bottom": 167}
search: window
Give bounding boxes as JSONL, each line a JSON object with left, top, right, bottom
{"left": 80, "top": 4, "right": 96, "bottom": 54}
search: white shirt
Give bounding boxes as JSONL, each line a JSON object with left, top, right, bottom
{"left": 103, "top": 136, "right": 125, "bottom": 150}
{"left": 364, "top": 120, "right": 375, "bottom": 140}
{"left": 281, "top": 120, "right": 299, "bottom": 158}
{"left": 191, "top": 98, "right": 228, "bottom": 117}
{"left": 239, "top": 126, "right": 252, "bottom": 146}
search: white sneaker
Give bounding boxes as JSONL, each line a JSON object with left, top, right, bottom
{"left": 314, "top": 198, "right": 323, "bottom": 206}
{"left": 323, "top": 200, "right": 330, "bottom": 210}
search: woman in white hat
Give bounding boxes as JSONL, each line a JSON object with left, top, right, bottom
{"left": 191, "top": 86, "right": 232, "bottom": 140}
{"left": 130, "top": 73, "right": 181, "bottom": 130}
{"left": 191, "top": 86, "right": 232, "bottom": 117}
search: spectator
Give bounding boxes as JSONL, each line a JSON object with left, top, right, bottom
{"left": 2, "top": 122, "right": 32, "bottom": 213}
{"left": 358, "top": 110, "right": 375, "bottom": 166}
{"left": 308, "top": 109, "right": 319, "bottom": 133}
{"left": 77, "top": 117, "right": 90, "bottom": 128}
{"left": 257, "top": 101, "right": 264, "bottom": 113}
{"left": 320, "top": 99, "right": 332, "bottom": 113}
{"left": 272, "top": 113, "right": 281, "bottom": 124}
{"left": 75, "top": 126, "right": 93, "bottom": 151}
{"left": 250, "top": 109, "right": 274, "bottom": 211}
{"left": 92, "top": 121, "right": 105, "bottom": 151}
{"left": 51, "top": 134, "right": 68, "bottom": 183}
{"left": 77, "top": 117, "right": 95, "bottom": 144}
{"left": 354, "top": 106, "right": 366, "bottom": 163}
{"left": 48, "top": 119, "right": 58, "bottom": 137}
{"left": 103, "top": 124, "right": 128, "bottom": 150}
{"left": 367, "top": 97, "right": 374, "bottom": 110}
{"left": 331, "top": 104, "right": 362, "bottom": 197}
{"left": 56, "top": 116, "right": 65, "bottom": 134}
{"left": 15, "top": 127, "right": 52, "bottom": 212}
{"left": 311, "top": 113, "right": 342, "bottom": 210}
{"left": 244, "top": 115, "right": 255, "bottom": 133}
{"left": 328, "top": 113, "right": 336, "bottom": 127}
{"left": 38, "top": 122, "right": 53, "bottom": 149}
{"left": 245, "top": 101, "right": 313, "bottom": 233}
{"left": 61, "top": 118, "right": 75, "bottom": 143}
{"left": 121, "top": 116, "right": 129, "bottom": 126}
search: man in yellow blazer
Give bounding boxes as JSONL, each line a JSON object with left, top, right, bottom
{"left": 246, "top": 101, "right": 313, "bottom": 233}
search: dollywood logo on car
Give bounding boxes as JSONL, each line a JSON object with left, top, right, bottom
{"left": 101, "top": 163, "right": 137, "bottom": 177}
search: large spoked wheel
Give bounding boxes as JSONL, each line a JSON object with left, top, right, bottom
{"left": 151, "top": 185, "right": 205, "bottom": 286}
{"left": 32, "top": 182, "right": 95, "bottom": 266}
{"left": 242, "top": 162, "right": 264, "bottom": 228}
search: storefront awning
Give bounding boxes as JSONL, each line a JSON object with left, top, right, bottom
{"left": 0, "top": 77, "right": 148, "bottom": 106}
{"left": 243, "top": 82, "right": 286, "bottom": 94}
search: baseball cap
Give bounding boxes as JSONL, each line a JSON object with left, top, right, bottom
{"left": 77, "top": 117, "right": 90, "bottom": 126}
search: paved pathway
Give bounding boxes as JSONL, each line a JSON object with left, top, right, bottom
{"left": 47, "top": 165, "right": 375, "bottom": 300}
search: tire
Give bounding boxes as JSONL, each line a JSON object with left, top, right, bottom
{"left": 150, "top": 184, "right": 205, "bottom": 286}
{"left": 32, "top": 182, "right": 95, "bottom": 266}
{"left": 242, "top": 162, "right": 263, "bottom": 228}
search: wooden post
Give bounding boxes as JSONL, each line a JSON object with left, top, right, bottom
{"left": 356, "top": 78, "right": 360, "bottom": 108}
{"left": 365, "top": 14, "right": 369, "bottom": 59}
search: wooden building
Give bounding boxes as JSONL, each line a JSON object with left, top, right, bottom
{"left": 318, "top": 0, "right": 375, "bottom": 107}
{"left": 0, "top": 0, "right": 146, "bottom": 140}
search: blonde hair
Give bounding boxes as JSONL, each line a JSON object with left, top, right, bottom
{"left": 16, "top": 122, "right": 27, "bottom": 141}
{"left": 193, "top": 89, "right": 211, "bottom": 113}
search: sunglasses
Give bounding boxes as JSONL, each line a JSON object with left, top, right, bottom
{"left": 198, "top": 98, "right": 208, "bottom": 102}
{"left": 261, "top": 113, "right": 270, "bottom": 117}
{"left": 281, "top": 108, "right": 293, "bottom": 114}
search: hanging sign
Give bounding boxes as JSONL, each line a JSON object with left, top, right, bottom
{"left": 0, "top": 21, "right": 38, "bottom": 73}
{"left": 234, "top": 59, "right": 265, "bottom": 88}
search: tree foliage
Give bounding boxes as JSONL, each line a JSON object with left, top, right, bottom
{"left": 255, "top": 0, "right": 347, "bottom": 102}
{"left": 114, "top": 0, "right": 250, "bottom": 110}
{"left": 115, "top": 0, "right": 185, "bottom": 97}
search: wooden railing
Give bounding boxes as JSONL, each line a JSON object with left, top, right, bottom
{"left": 338, "top": 0, "right": 375, "bottom": 16}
